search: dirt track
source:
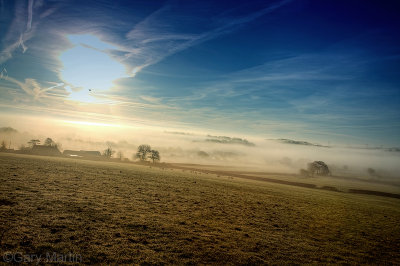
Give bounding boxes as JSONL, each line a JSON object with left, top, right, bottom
{"left": 163, "top": 163, "right": 400, "bottom": 199}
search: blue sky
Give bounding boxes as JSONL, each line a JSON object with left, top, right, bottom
{"left": 0, "top": 0, "right": 399, "bottom": 146}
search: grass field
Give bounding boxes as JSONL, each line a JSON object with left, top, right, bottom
{"left": 1, "top": 153, "right": 399, "bottom": 264}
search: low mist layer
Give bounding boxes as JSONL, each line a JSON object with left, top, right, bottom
{"left": 1, "top": 121, "right": 399, "bottom": 182}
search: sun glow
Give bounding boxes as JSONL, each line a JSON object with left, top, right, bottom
{"left": 59, "top": 34, "right": 126, "bottom": 102}
{"left": 63, "top": 120, "right": 122, "bottom": 128}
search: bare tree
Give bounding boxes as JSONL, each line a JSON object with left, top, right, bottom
{"left": 117, "top": 151, "right": 124, "bottom": 161}
{"left": 149, "top": 150, "right": 160, "bottom": 163}
{"left": 0, "top": 141, "right": 6, "bottom": 150}
{"left": 136, "top": 144, "right": 151, "bottom": 161}
{"left": 307, "top": 161, "right": 330, "bottom": 176}
{"left": 103, "top": 146, "right": 115, "bottom": 158}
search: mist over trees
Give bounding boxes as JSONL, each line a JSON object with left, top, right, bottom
{"left": 276, "top": 139, "right": 329, "bottom": 147}
{"left": 135, "top": 144, "right": 160, "bottom": 163}
{"left": 149, "top": 150, "right": 160, "bottom": 163}
{"left": 0, "top": 140, "right": 7, "bottom": 150}
{"left": 367, "top": 167, "right": 381, "bottom": 178}
{"left": 117, "top": 151, "right": 124, "bottom": 160}
{"left": 299, "top": 161, "right": 331, "bottom": 177}
{"left": 103, "top": 146, "right": 115, "bottom": 158}
{"left": 1, "top": 125, "right": 399, "bottom": 180}
{"left": 136, "top": 144, "right": 151, "bottom": 161}
{"left": 307, "top": 161, "right": 330, "bottom": 176}
{"left": 205, "top": 135, "right": 255, "bottom": 146}
{"left": 0, "top": 127, "right": 17, "bottom": 134}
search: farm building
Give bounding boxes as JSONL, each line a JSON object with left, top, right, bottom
{"left": 31, "top": 145, "right": 62, "bottom": 156}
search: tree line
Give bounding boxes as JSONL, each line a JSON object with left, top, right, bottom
{"left": 1, "top": 137, "right": 161, "bottom": 163}
{"left": 103, "top": 144, "right": 160, "bottom": 163}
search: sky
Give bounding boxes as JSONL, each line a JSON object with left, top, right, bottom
{"left": 0, "top": 0, "right": 399, "bottom": 146}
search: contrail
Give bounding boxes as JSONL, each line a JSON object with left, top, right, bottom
{"left": 0, "top": 68, "right": 7, "bottom": 79}
{"left": 19, "top": 34, "right": 27, "bottom": 53}
{"left": 26, "top": 0, "right": 34, "bottom": 32}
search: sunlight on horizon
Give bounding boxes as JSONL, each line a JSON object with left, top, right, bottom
{"left": 63, "top": 120, "right": 123, "bottom": 128}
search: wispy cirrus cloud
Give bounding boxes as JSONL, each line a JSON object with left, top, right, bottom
{"left": 1, "top": 0, "right": 33, "bottom": 64}
{"left": 0, "top": 0, "right": 60, "bottom": 65}
{"left": 2, "top": 75, "right": 64, "bottom": 100}
{"left": 1, "top": 0, "right": 398, "bottom": 147}
{"left": 2, "top": 0, "right": 291, "bottom": 87}
{"left": 123, "top": 0, "right": 292, "bottom": 75}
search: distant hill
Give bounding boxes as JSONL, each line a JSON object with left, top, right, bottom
{"left": 165, "top": 131, "right": 193, "bottom": 136}
{"left": 274, "top": 139, "right": 329, "bottom": 147}
{"left": 0, "top": 127, "right": 18, "bottom": 134}
{"left": 205, "top": 135, "right": 255, "bottom": 146}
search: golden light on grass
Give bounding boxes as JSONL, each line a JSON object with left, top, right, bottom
{"left": 1, "top": 153, "right": 399, "bottom": 264}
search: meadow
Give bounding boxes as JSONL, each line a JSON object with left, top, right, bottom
{"left": 0, "top": 153, "right": 399, "bottom": 264}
